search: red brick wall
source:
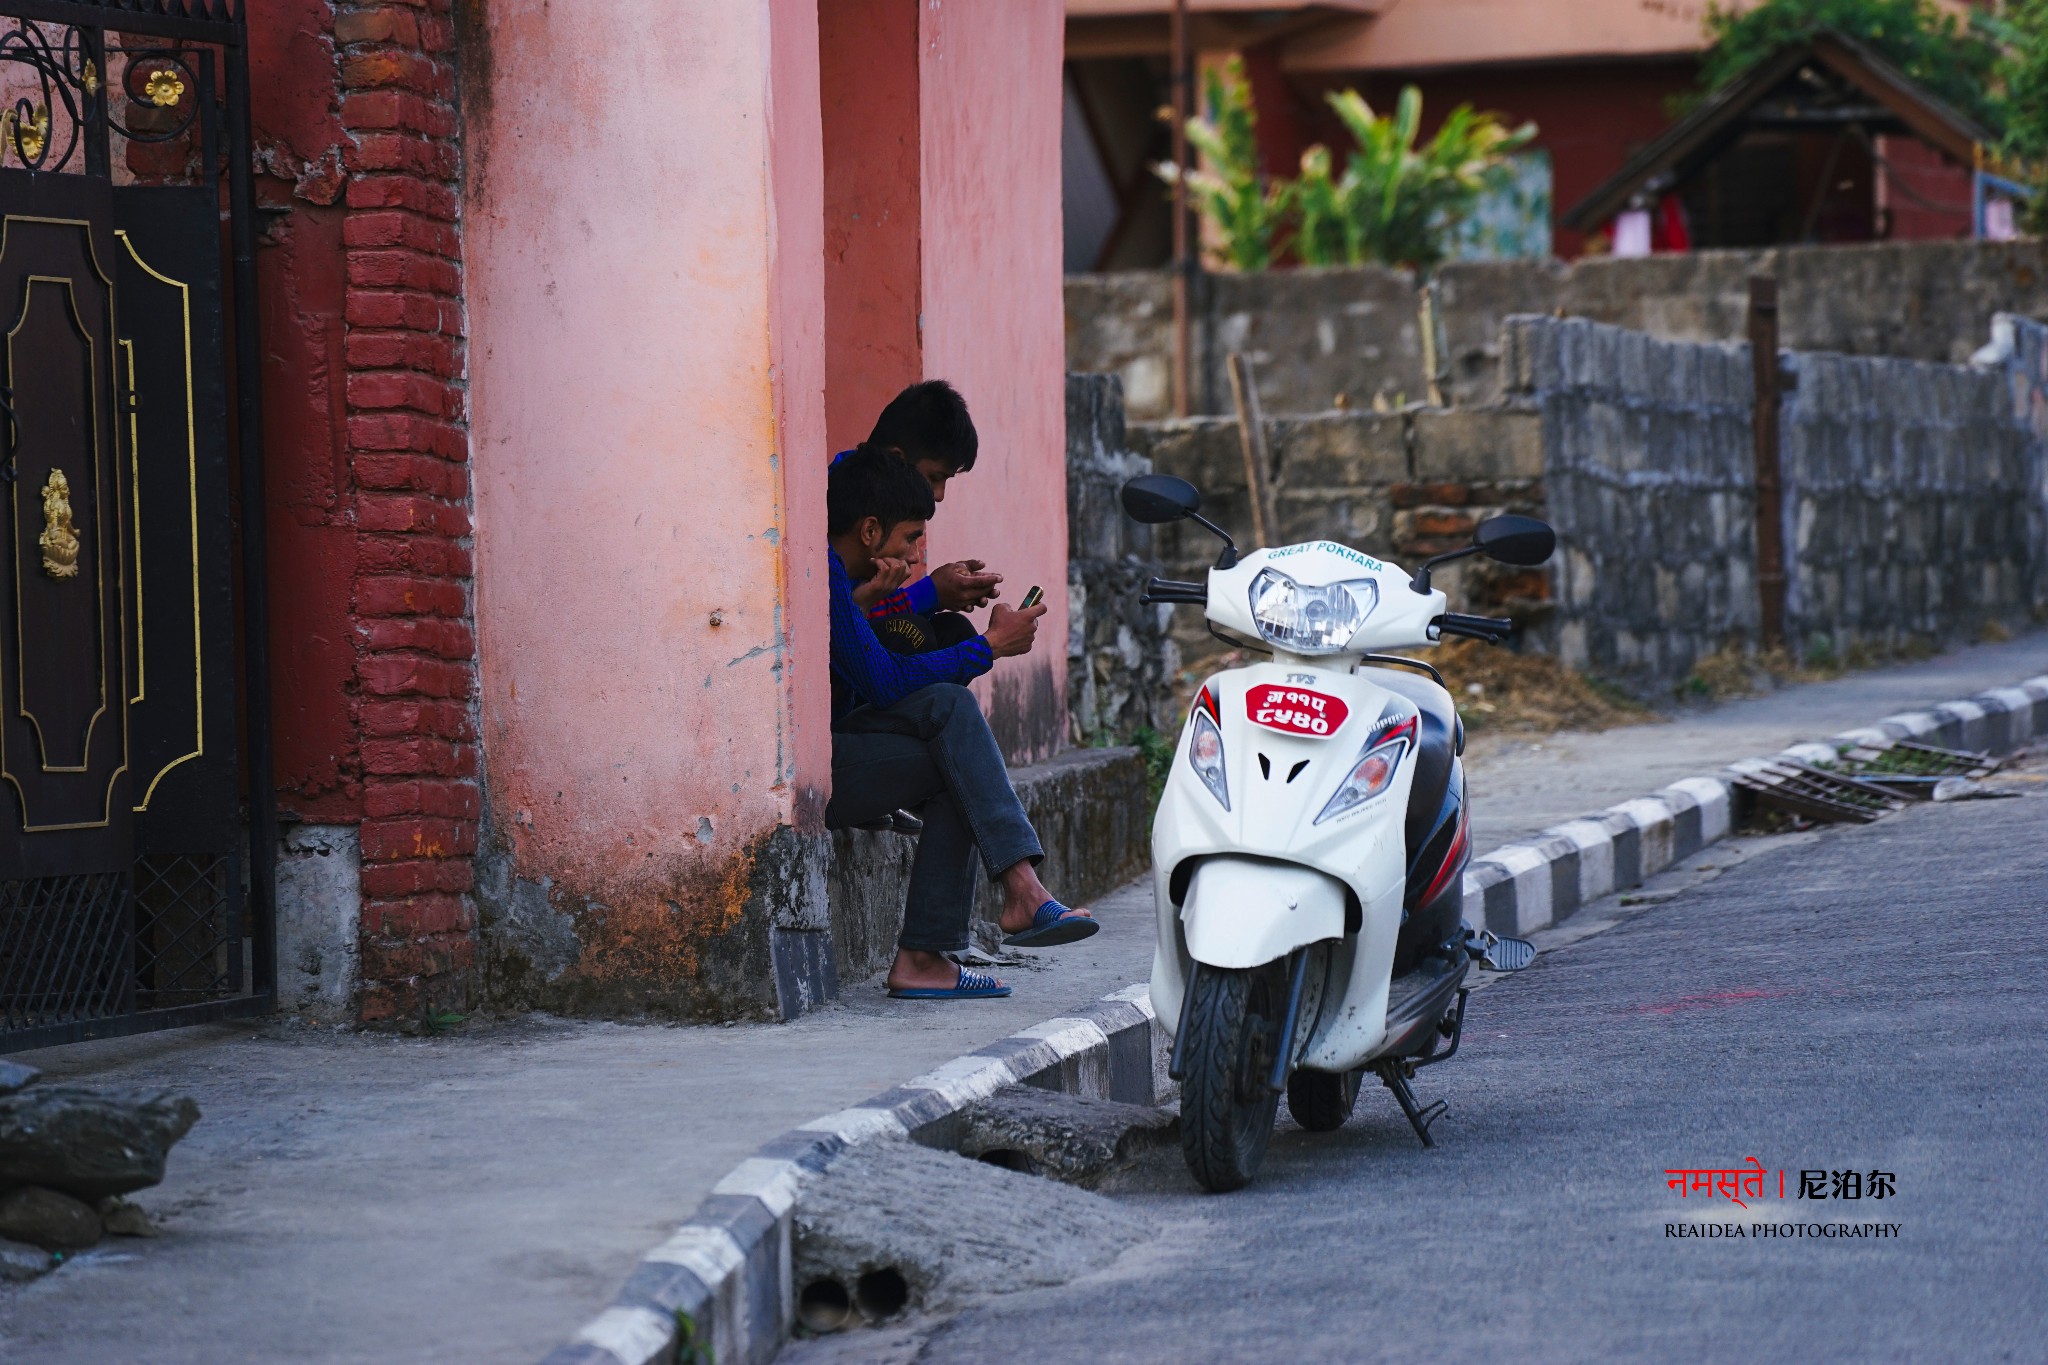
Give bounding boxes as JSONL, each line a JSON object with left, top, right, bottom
{"left": 251, "top": 0, "right": 477, "bottom": 1026}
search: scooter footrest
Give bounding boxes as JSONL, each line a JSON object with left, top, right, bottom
{"left": 1481, "top": 935, "right": 1535, "bottom": 972}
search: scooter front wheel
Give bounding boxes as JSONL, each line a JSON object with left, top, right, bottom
{"left": 1178, "top": 963, "right": 1283, "bottom": 1193}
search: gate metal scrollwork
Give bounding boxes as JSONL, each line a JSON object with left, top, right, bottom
{"left": 0, "top": 0, "right": 275, "bottom": 1051}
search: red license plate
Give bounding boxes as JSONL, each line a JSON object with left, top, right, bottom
{"left": 1245, "top": 684, "right": 1349, "bottom": 738}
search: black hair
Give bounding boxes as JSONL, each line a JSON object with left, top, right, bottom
{"left": 867, "top": 379, "right": 978, "bottom": 474}
{"left": 827, "top": 443, "right": 936, "bottom": 538}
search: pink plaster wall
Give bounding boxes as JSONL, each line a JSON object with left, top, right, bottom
{"left": 465, "top": 1, "right": 828, "bottom": 977}
{"left": 917, "top": 0, "right": 1070, "bottom": 761}
{"left": 770, "top": 0, "right": 833, "bottom": 831}
{"left": 820, "top": 0, "right": 923, "bottom": 455}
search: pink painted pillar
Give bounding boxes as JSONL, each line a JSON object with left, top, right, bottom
{"left": 918, "top": 0, "right": 1069, "bottom": 762}
{"left": 820, "top": 0, "right": 922, "bottom": 455}
{"left": 463, "top": 0, "right": 829, "bottom": 1018}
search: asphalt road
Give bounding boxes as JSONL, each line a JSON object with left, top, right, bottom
{"left": 851, "top": 793, "right": 2048, "bottom": 1364}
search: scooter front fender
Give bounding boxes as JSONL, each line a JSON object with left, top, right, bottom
{"left": 1179, "top": 857, "right": 1348, "bottom": 970}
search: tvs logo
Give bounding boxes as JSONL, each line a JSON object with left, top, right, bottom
{"left": 1246, "top": 684, "right": 1348, "bottom": 737}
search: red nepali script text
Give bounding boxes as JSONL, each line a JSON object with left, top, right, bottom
{"left": 1245, "top": 685, "right": 1350, "bottom": 737}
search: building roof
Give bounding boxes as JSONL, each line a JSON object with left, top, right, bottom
{"left": 1277, "top": 0, "right": 1711, "bottom": 73}
{"left": 1065, "top": 1, "right": 1383, "bottom": 60}
{"left": 1559, "top": 29, "right": 1990, "bottom": 231}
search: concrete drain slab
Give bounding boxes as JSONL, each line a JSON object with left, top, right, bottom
{"left": 792, "top": 1138, "right": 1152, "bottom": 1333}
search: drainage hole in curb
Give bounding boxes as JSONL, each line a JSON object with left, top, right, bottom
{"left": 797, "top": 1278, "right": 856, "bottom": 1333}
{"left": 975, "top": 1148, "right": 1037, "bottom": 1174}
{"left": 855, "top": 1267, "right": 910, "bottom": 1321}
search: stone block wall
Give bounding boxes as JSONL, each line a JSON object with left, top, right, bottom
{"left": 1506, "top": 315, "right": 2048, "bottom": 689}
{"left": 1068, "top": 239, "right": 2048, "bottom": 422}
{"left": 1123, "top": 405, "right": 1547, "bottom": 667}
{"left": 1782, "top": 352, "right": 2040, "bottom": 653}
{"left": 825, "top": 746, "right": 1152, "bottom": 987}
{"left": 1504, "top": 319, "right": 1760, "bottom": 683}
{"left": 1066, "top": 375, "right": 1178, "bottom": 741}
{"left": 1093, "top": 312, "right": 2048, "bottom": 694}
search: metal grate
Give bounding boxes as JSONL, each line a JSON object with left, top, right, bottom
{"left": 1, "top": 857, "right": 245, "bottom": 1042}
{"left": 133, "top": 854, "right": 241, "bottom": 1010}
{"left": 1732, "top": 760, "right": 1909, "bottom": 824}
{"left": 0, "top": 872, "right": 134, "bottom": 1034}
{"left": 1833, "top": 740, "right": 2002, "bottom": 798}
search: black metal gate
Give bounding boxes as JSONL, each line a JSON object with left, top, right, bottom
{"left": 0, "top": 0, "right": 273, "bottom": 1050}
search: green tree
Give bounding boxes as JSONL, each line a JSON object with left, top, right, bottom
{"left": 1696, "top": 0, "right": 2001, "bottom": 128}
{"left": 1295, "top": 87, "right": 1536, "bottom": 270}
{"left": 1157, "top": 56, "right": 1294, "bottom": 271}
{"left": 1990, "top": 1, "right": 2048, "bottom": 229}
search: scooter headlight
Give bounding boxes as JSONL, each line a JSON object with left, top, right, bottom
{"left": 1313, "top": 717, "right": 1417, "bottom": 826}
{"left": 1187, "top": 695, "right": 1230, "bottom": 812}
{"left": 1247, "top": 569, "right": 1378, "bottom": 655}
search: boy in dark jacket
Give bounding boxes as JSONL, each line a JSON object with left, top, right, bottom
{"left": 825, "top": 447, "right": 1096, "bottom": 1000}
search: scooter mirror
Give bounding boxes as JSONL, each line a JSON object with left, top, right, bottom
{"left": 1474, "top": 514, "right": 1556, "bottom": 567}
{"left": 1121, "top": 474, "right": 1202, "bottom": 525}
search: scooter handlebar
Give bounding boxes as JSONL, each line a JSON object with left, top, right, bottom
{"left": 1434, "top": 612, "right": 1517, "bottom": 644}
{"left": 1142, "top": 576, "right": 1209, "bottom": 605}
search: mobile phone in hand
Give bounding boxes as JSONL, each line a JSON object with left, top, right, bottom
{"left": 1019, "top": 585, "right": 1044, "bottom": 610}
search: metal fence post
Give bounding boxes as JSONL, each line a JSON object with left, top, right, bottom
{"left": 1748, "top": 275, "right": 1787, "bottom": 652}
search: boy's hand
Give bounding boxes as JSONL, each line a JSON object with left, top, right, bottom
{"left": 932, "top": 559, "right": 1003, "bottom": 611}
{"left": 852, "top": 557, "right": 912, "bottom": 610}
{"left": 983, "top": 600, "right": 1047, "bottom": 658}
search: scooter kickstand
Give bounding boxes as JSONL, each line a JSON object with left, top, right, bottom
{"left": 1373, "top": 1062, "right": 1447, "bottom": 1148}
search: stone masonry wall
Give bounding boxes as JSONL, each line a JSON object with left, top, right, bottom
{"left": 1068, "top": 239, "right": 2048, "bottom": 421}
{"left": 1505, "top": 321, "right": 1759, "bottom": 684}
{"left": 1066, "top": 374, "right": 1178, "bottom": 742}
{"left": 1095, "top": 313, "right": 2048, "bottom": 695}
{"left": 1781, "top": 352, "right": 2043, "bottom": 653}
{"left": 1505, "top": 316, "right": 2048, "bottom": 689}
{"left": 1123, "top": 405, "right": 1547, "bottom": 668}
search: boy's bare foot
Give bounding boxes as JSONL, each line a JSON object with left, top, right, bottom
{"left": 995, "top": 859, "right": 1091, "bottom": 938}
{"left": 886, "top": 947, "right": 996, "bottom": 993}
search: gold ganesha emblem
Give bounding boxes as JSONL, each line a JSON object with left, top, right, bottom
{"left": 39, "top": 469, "right": 80, "bottom": 579}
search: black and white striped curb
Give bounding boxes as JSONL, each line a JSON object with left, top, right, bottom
{"left": 541, "top": 985, "right": 1161, "bottom": 1365}
{"left": 1463, "top": 675, "right": 2048, "bottom": 937}
{"left": 546, "top": 672, "right": 2048, "bottom": 1365}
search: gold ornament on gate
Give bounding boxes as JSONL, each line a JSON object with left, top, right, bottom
{"left": 4, "top": 104, "right": 49, "bottom": 163}
{"left": 143, "top": 67, "right": 184, "bottom": 108}
{"left": 39, "top": 469, "right": 80, "bottom": 579}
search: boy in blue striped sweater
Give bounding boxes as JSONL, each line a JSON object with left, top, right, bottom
{"left": 826, "top": 446, "right": 1097, "bottom": 1000}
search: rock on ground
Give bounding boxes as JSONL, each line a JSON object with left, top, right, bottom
{"left": 98, "top": 1196, "right": 161, "bottom": 1238}
{"left": 0, "top": 1086, "right": 199, "bottom": 1200}
{"left": 0, "top": 1060, "right": 38, "bottom": 1095}
{"left": 793, "top": 1140, "right": 1150, "bottom": 1318}
{"left": 0, "top": 1236, "right": 54, "bottom": 1282}
{"left": 955, "top": 1086, "right": 1177, "bottom": 1187}
{"left": 0, "top": 1187, "right": 102, "bottom": 1251}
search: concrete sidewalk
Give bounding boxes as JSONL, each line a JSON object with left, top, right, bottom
{"left": 0, "top": 882, "right": 1158, "bottom": 1365}
{"left": 1464, "top": 631, "right": 2048, "bottom": 849}
{"left": 6, "top": 631, "right": 2047, "bottom": 1363}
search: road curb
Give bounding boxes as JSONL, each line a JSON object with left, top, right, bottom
{"left": 1463, "top": 676, "right": 2048, "bottom": 938}
{"left": 541, "top": 986, "right": 1162, "bottom": 1365}
{"left": 544, "top": 671, "right": 2048, "bottom": 1365}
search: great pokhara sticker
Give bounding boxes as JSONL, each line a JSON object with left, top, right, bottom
{"left": 1245, "top": 684, "right": 1349, "bottom": 737}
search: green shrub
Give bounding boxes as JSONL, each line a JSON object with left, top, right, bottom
{"left": 1157, "top": 56, "right": 1295, "bottom": 271}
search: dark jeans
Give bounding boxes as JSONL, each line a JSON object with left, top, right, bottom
{"left": 827, "top": 684, "right": 1044, "bottom": 954}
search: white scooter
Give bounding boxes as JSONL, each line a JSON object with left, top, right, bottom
{"left": 1122, "top": 473, "right": 1554, "bottom": 1192}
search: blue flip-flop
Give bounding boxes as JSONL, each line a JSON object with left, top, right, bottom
{"left": 888, "top": 967, "right": 1012, "bottom": 1001}
{"left": 1002, "top": 899, "right": 1100, "bottom": 948}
